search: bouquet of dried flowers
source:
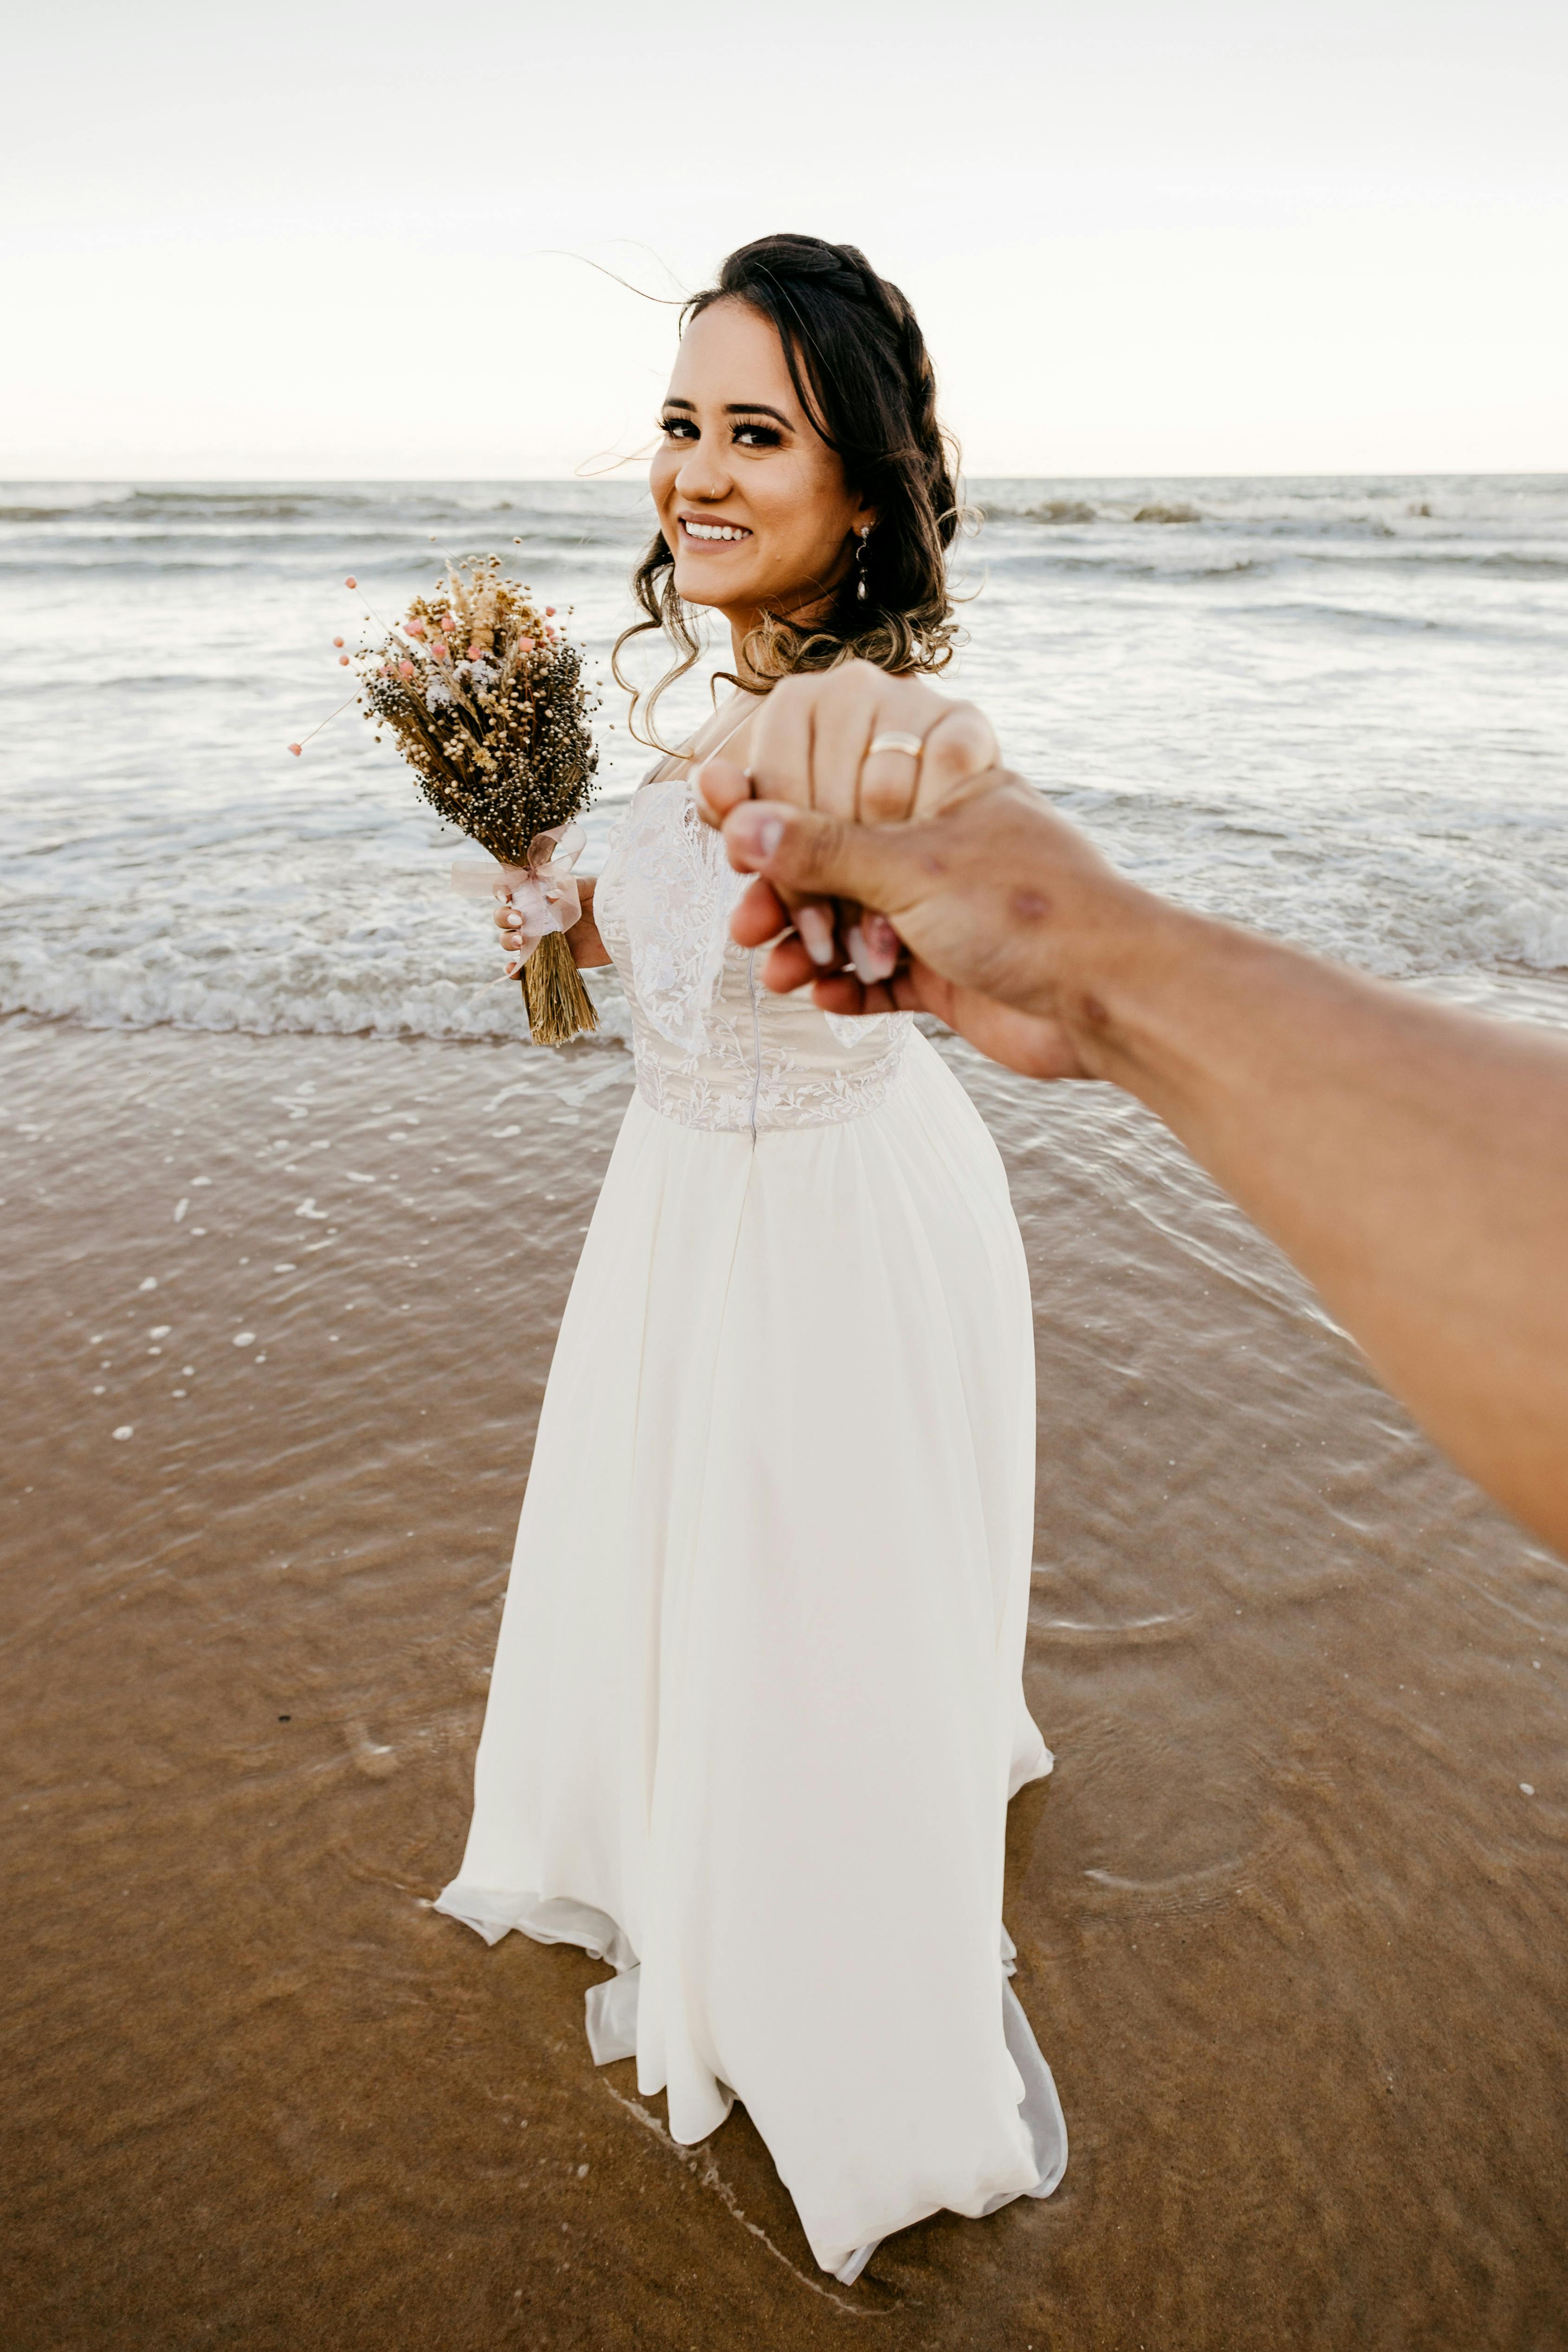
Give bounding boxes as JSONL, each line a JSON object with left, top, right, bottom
{"left": 354, "top": 556, "right": 601, "bottom": 1044}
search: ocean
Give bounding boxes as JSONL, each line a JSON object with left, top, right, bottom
{"left": 3, "top": 475, "right": 1565, "bottom": 1040}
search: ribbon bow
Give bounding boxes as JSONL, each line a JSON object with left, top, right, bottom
{"left": 451, "top": 821, "right": 585, "bottom": 981}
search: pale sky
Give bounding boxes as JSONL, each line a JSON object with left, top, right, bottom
{"left": 3, "top": 0, "right": 1565, "bottom": 479}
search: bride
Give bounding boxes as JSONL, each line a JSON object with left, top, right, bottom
{"left": 435, "top": 232, "right": 1066, "bottom": 2283}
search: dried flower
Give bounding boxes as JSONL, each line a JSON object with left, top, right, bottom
{"left": 358, "top": 551, "right": 598, "bottom": 871}
{"left": 357, "top": 554, "right": 601, "bottom": 1044}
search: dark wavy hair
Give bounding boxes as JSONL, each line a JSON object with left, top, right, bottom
{"left": 612, "top": 233, "right": 963, "bottom": 749}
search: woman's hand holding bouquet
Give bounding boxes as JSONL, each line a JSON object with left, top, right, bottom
{"left": 294, "top": 556, "right": 603, "bottom": 1044}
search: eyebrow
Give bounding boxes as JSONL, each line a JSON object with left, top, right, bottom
{"left": 661, "top": 399, "right": 793, "bottom": 424}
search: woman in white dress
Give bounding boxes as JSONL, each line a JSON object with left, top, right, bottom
{"left": 435, "top": 233, "right": 1066, "bottom": 2283}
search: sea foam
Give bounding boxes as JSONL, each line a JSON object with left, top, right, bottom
{"left": 2, "top": 474, "right": 1564, "bottom": 1043}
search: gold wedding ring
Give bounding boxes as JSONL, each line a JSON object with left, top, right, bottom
{"left": 867, "top": 732, "right": 925, "bottom": 759}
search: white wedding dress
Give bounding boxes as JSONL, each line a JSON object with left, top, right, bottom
{"left": 435, "top": 769, "right": 1067, "bottom": 2279}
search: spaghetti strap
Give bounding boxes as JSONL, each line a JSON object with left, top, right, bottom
{"left": 650, "top": 704, "right": 757, "bottom": 784}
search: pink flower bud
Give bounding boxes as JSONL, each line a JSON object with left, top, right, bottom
{"left": 544, "top": 606, "right": 556, "bottom": 616}
{"left": 467, "top": 642, "right": 484, "bottom": 658}
{"left": 434, "top": 641, "right": 450, "bottom": 662}
{"left": 332, "top": 636, "right": 344, "bottom": 648}
{"left": 518, "top": 636, "right": 536, "bottom": 653}
{"left": 288, "top": 743, "right": 303, "bottom": 756}
{"left": 398, "top": 660, "right": 415, "bottom": 678}
{"left": 440, "top": 614, "right": 457, "bottom": 633}
{"left": 338, "top": 654, "right": 350, "bottom": 666}
{"left": 344, "top": 576, "right": 357, "bottom": 589}
{"left": 405, "top": 618, "right": 426, "bottom": 637}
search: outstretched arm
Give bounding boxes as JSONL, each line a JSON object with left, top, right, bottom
{"left": 705, "top": 729, "right": 1568, "bottom": 1555}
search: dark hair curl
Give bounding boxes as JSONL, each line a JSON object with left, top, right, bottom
{"left": 613, "top": 233, "right": 963, "bottom": 749}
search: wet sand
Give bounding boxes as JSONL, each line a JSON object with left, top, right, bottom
{"left": 5, "top": 1011, "right": 1567, "bottom": 2351}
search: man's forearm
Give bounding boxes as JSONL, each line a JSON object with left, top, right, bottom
{"left": 1061, "top": 891, "right": 1568, "bottom": 1552}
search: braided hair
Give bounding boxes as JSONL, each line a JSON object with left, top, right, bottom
{"left": 614, "top": 233, "right": 964, "bottom": 748}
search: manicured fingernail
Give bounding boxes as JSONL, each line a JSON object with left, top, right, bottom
{"left": 728, "top": 804, "right": 785, "bottom": 863}
{"left": 847, "top": 922, "right": 897, "bottom": 985}
{"left": 796, "top": 905, "right": 836, "bottom": 965}
{"left": 862, "top": 914, "right": 900, "bottom": 969}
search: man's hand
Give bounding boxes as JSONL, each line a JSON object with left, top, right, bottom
{"left": 695, "top": 662, "right": 1171, "bottom": 1081}
{"left": 720, "top": 779, "right": 1143, "bottom": 1080}
{"left": 691, "top": 663, "right": 1174, "bottom": 1083}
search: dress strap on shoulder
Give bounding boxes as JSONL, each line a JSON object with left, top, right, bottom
{"left": 648, "top": 703, "right": 755, "bottom": 786}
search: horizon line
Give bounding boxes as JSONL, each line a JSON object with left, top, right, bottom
{"left": 3, "top": 467, "right": 1567, "bottom": 486}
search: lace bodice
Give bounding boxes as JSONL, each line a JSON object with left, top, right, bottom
{"left": 594, "top": 776, "right": 912, "bottom": 1133}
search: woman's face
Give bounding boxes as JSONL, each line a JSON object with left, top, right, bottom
{"left": 651, "top": 298, "right": 875, "bottom": 633}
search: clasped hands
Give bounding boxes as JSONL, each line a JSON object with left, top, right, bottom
{"left": 692, "top": 661, "right": 1152, "bottom": 1083}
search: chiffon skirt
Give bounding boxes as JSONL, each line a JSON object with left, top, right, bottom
{"left": 435, "top": 1030, "right": 1066, "bottom": 2275}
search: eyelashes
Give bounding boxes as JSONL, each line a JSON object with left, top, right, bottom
{"left": 657, "top": 417, "right": 785, "bottom": 449}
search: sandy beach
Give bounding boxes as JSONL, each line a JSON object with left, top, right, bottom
{"left": 5, "top": 1007, "right": 1566, "bottom": 2350}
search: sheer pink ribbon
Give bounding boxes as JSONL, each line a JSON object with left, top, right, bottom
{"left": 451, "top": 821, "right": 584, "bottom": 983}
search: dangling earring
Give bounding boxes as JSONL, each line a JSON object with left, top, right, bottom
{"left": 855, "top": 524, "right": 871, "bottom": 603}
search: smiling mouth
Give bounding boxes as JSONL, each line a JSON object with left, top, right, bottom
{"left": 678, "top": 515, "right": 753, "bottom": 545}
